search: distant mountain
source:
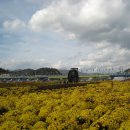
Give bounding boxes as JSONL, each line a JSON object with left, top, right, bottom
{"left": 9, "top": 68, "right": 62, "bottom": 76}
{"left": 0, "top": 67, "right": 89, "bottom": 76}
{"left": 0, "top": 68, "right": 9, "bottom": 74}
{"left": 36, "top": 68, "right": 62, "bottom": 75}
{"left": 10, "top": 69, "right": 35, "bottom": 76}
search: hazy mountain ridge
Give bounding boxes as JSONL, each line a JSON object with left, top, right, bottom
{"left": 0, "top": 68, "right": 62, "bottom": 76}
{"left": 1, "top": 67, "right": 130, "bottom": 76}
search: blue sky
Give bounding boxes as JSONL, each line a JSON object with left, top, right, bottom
{"left": 0, "top": 0, "right": 130, "bottom": 71}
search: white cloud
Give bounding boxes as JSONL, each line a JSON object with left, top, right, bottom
{"left": 1, "top": 0, "right": 130, "bottom": 70}
{"left": 94, "top": 42, "right": 110, "bottom": 49}
{"left": 1, "top": 43, "right": 130, "bottom": 71}
{"left": 80, "top": 45, "right": 130, "bottom": 69}
{"left": 27, "top": 0, "right": 130, "bottom": 70}
{"left": 29, "top": 0, "right": 130, "bottom": 48}
{"left": 52, "top": 61, "right": 62, "bottom": 68}
{"left": 0, "top": 59, "right": 51, "bottom": 70}
{"left": 3, "top": 19, "right": 26, "bottom": 31}
{"left": 29, "top": 6, "right": 60, "bottom": 32}
{"left": 65, "top": 33, "right": 77, "bottom": 40}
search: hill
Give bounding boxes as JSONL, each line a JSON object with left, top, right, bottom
{"left": 6, "top": 68, "right": 62, "bottom": 76}
{"left": 0, "top": 68, "right": 9, "bottom": 74}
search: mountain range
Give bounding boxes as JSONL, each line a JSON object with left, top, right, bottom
{"left": 0, "top": 68, "right": 62, "bottom": 76}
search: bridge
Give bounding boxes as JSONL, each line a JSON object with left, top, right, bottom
{"left": 110, "top": 74, "right": 130, "bottom": 79}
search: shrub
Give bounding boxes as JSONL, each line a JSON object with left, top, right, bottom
{"left": 19, "top": 112, "right": 39, "bottom": 126}
{"left": 119, "top": 120, "right": 130, "bottom": 130}
{"left": 32, "top": 121, "right": 47, "bottom": 130}
{"left": 23, "top": 105, "right": 38, "bottom": 114}
{"left": 0, "top": 121, "right": 21, "bottom": 130}
{"left": 3, "top": 110, "right": 21, "bottom": 122}
{"left": 38, "top": 106, "right": 51, "bottom": 121}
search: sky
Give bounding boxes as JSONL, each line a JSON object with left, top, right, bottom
{"left": 0, "top": 0, "right": 130, "bottom": 71}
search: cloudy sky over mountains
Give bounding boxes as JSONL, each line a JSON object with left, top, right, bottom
{"left": 0, "top": 0, "right": 130, "bottom": 71}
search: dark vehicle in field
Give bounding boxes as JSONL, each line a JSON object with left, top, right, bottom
{"left": 68, "top": 68, "right": 79, "bottom": 83}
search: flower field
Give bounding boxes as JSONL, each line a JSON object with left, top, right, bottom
{"left": 0, "top": 81, "right": 130, "bottom": 130}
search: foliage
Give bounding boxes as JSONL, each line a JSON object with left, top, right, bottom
{"left": 0, "top": 81, "right": 130, "bottom": 129}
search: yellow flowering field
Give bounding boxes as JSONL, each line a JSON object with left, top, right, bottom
{"left": 0, "top": 81, "right": 130, "bottom": 130}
